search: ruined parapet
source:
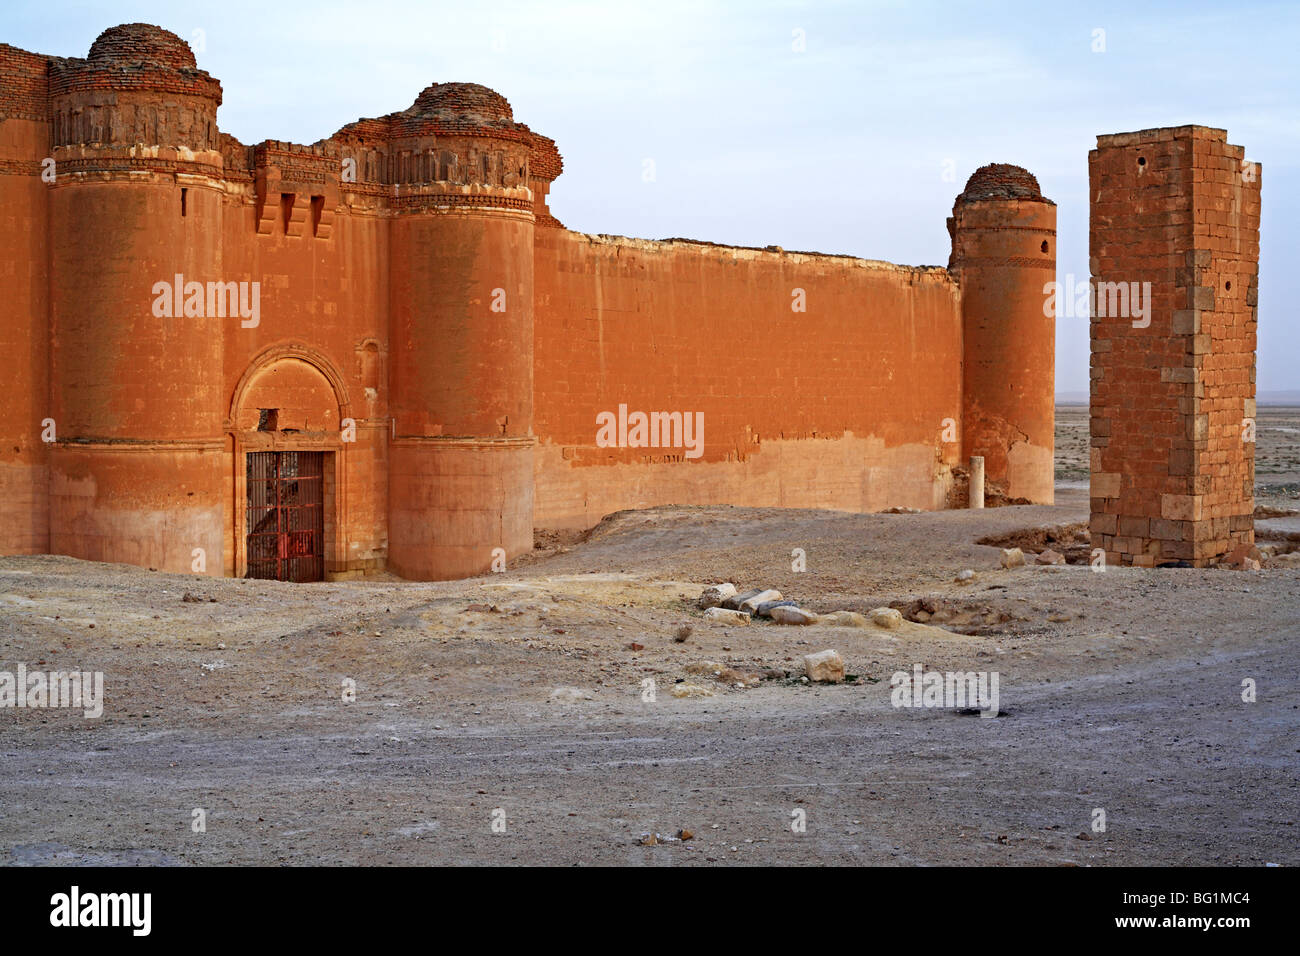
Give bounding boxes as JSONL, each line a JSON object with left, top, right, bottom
{"left": 1088, "top": 126, "right": 1260, "bottom": 567}
{"left": 251, "top": 141, "right": 340, "bottom": 239}
{"left": 526, "top": 131, "right": 564, "bottom": 228}
{"left": 949, "top": 164, "right": 1057, "bottom": 503}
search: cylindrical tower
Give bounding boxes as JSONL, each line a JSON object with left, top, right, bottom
{"left": 949, "top": 164, "right": 1057, "bottom": 504}
{"left": 385, "top": 83, "right": 536, "bottom": 580}
{"left": 47, "top": 24, "right": 226, "bottom": 573}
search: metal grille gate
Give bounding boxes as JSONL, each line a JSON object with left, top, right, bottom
{"left": 245, "top": 451, "right": 325, "bottom": 582}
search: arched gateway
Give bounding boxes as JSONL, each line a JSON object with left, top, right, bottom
{"left": 229, "top": 346, "right": 352, "bottom": 582}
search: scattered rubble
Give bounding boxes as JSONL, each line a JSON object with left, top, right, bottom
{"left": 721, "top": 588, "right": 765, "bottom": 610}
{"left": 738, "top": 589, "right": 782, "bottom": 614}
{"left": 870, "top": 607, "right": 903, "bottom": 629}
{"left": 754, "top": 599, "right": 798, "bottom": 618}
{"left": 803, "top": 649, "right": 845, "bottom": 683}
{"left": 769, "top": 606, "right": 817, "bottom": 625}
{"left": 702, "top": 607, "right": 750, "bottom": 625}
{"left": 820, "top": 610, "right": 869, "bottom": 628}
{"left": 981, "top": 523, "right": 1090, "bottom": 564}
{"left": 697, "top": 583, "right": 737, "bottom": 609}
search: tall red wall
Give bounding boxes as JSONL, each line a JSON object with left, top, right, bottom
{"left": 532, "top": 230, "right": 964, "bottom": 530}
{"left": 0, "top": 45, "right": 51, "bottom": 555}
{"left": 217, "top": 159, "right": 391, "bottom": 579}
{"left": 1, "top": 23, "right": 1064, "bottom": 582}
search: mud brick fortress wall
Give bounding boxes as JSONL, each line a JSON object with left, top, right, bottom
{"left": 0, "top": 24, "right": 1063, "bottom": 581}
{"left": 1089, "top": 127, "right": 1260, "bottom": 567}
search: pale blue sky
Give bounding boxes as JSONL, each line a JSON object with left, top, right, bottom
{"left": 5, "top": 0, "right": 1296, "bottom": 395}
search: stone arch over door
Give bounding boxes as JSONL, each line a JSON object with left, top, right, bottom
{"left": 228, "top": 345, "right": 353, "bottom": 579}
{"left": 230, "top": 344, "right": 353, "bottom": 433}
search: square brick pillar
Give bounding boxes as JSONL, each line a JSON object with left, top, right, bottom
{"left": 1089, "top": 126, "right": 1260, "bottom": 567}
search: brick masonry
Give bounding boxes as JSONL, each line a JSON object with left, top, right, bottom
{"left": 1089, "top": 126, "right": 1260, "bottom": 567}
{"left": 0, "top": 22, "right": 1062, "bottom": 580}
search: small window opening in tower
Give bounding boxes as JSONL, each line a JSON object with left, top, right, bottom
{"left": 258, "top": 409, "right": 279, "bottom": 432}
{"left": 1041, "top": 240, "right": 1049, "bottom": 253}
{"left": 181, "top": 187, "right": 188, "bottom": 217}
{"left": 1137, "top": 156, "right": 1146, "bottom": 167}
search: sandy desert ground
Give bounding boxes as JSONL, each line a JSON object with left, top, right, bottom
{"left": 0, "top": 407, "right": 1297, "bottom": 865}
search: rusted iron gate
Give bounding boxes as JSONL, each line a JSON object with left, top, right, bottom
{"left": 245, "top": 451, "right": 324, "bottom": 582}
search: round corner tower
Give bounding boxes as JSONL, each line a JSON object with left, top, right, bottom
{"left": 385, "top": 82, "right": 536, "bottom": 580}
{"left": 46, "top": 24, "right": 226, "bottom": 572}
{"left": 949, "top": 164, "right": 1057, "bottom": 504}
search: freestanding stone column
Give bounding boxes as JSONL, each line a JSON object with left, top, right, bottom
{"left": 969, "top": 456, "right": 985, "bottom": 509}
{"left": 1089, "top": 126, "right": 1260, "bottom": 567}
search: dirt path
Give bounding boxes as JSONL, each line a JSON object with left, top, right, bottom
{"left": 2, "top": 486, "right": 1297, "bottom": 865}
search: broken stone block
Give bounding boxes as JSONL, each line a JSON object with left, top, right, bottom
{"left": 755, "top": 599, "right": 798, "bottom": 618}
{"left": 1228, "top": 544, "right": 1262, "bottom": 566}
{"left": 1000, "top": 548, "right": 1026, "bottom": 568}
{"left": 820, "top": 610, "right": 869, "bottom": 628}
{"left": 722, "top": 588, "right": 765, "bottom": 610}
{"left": 671, "top": 682, "right": 715, "bottom": 699}
{"left": 769, "top": 605, "right": 817, "bottom": 625}
{"left": 956, "top": 569, "right": 975, "bottom": 582}
{"left": 684, "top": 660, "right": 726, "bottom": 676}
{"left": 697, "top": 583, "right": 738, "bottom": 609}
{"left": 738, "top": 589, "right": 783, "bottom": 614}
{"left": 703, "top": 607, "right": 751, "bottom": 625}
{"left": 870, "top": 607, "right": 903, "bottom": 629}
{"left": 1036, "top": 549, "right": 1066, "bottom": 565}
{"left": 802, "top": 649, "right": 844, "bottom": 683}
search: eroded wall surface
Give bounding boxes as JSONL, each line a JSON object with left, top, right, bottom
{"left": 532, "top": 230, "right": 964, "bottom": 530}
